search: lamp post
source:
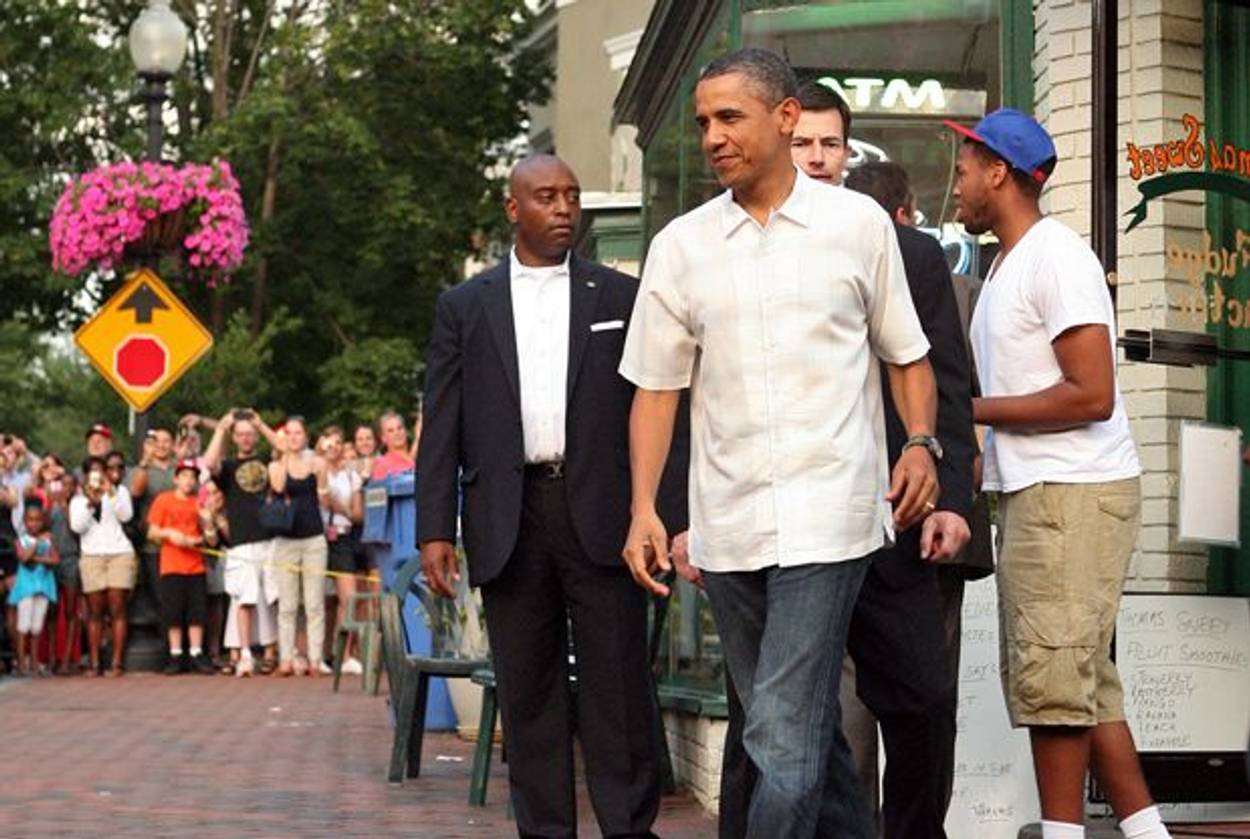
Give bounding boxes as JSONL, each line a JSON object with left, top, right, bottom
{"left": 129, "top": 0, "right": 188, "bottom": 163}
{"left": 122, "top": 0, "right": 188, "bottom": 673}
{"left": 126, "top": 0, "right": 187, "bottom": 449}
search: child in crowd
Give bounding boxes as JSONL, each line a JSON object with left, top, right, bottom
{"left": 146, "top": 459, "right": 216, "bottom": 675}
{"left": 48, "top": 473, "right": 82, "bottom": 674}
{"left": 9, "top": 505, "right": 59, "bottom": 676}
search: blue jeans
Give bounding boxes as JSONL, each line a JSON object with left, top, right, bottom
{"left": 704, "top": 559, "right": 874, "bottom": 839}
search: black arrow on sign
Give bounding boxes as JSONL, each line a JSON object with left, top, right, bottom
{"left": 119, "top": 282, "right": 169, "bottom": 324}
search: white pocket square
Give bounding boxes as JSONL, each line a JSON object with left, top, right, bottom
{"left": 590, "top": 320, "right": 625, "bottom": 332}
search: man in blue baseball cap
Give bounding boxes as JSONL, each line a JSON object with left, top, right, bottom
{"left": 947, "top": 110, "right": 1171, "bottom": 839}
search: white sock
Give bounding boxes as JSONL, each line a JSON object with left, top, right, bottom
{"left": 1119, "top": 805, "right": 1171, "bottom": 838}
{"left": 190, "top": 647, "right": 202, "bottom": 656}
{"left": 1041, "top": 821, "right": 1085, "bottom": 839}
{"left": 170, "top": 647, "right": 183, "bottom": 656}
{"left": 240, "top": 647, "right": 253, "bottom": 659}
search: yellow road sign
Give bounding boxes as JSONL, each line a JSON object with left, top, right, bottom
{"left": 74, "top": 268, "right": 213, "bottom": 412}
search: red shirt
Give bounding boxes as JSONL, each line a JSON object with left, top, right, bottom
{"left": 147, "top": 491, "right": 205, "bottom": 576}
{"left": 370, "top": 450, "right": 414, "bottom": 481}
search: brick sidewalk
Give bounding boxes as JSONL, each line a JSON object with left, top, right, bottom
{"left": 0, "top": 673, "right": 717, "bottom": 838}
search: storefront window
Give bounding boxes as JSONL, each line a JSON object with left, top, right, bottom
{"left": 1202, "top": 0, "right": 1250, "bottom": 594}
{"left": 742, "top": 0, "right": 1001, "bottom": 275}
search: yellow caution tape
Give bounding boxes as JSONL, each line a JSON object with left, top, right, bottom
{"left": 195, "top": 545, "right": 382, "bottom": 582}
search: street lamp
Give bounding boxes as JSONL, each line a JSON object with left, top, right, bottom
{"left": 123, "top": 1, "right": 188, "bottom": 674}
{"left": 128, "top": 0, "right": 188, "bottom": 162}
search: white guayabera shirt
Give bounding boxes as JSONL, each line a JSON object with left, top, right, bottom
{"left": 620, "top": 169, "right": 930, "bottom": 573}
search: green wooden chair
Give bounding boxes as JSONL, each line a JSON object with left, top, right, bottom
{"left": 332, "top": 590, "right": 382, "bottom": 694}
{"left": 381, "top": 554, "right": 489, "bottom": 784}
{"left": 467, "top": 573, "right": 677, "bottom": 806}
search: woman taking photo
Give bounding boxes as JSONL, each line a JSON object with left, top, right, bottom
{"left": 318, "top": 426, "right": 365, "bottom": 674}
{"left": 70, "top": 455, "right": 136, "bottom": 677}
{"left": 268, "top": 418, "right": 329, "bottom": 677}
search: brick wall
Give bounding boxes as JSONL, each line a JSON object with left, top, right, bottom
{"left": 1033, "top": 0, "right": 1208, "bottom": 592}
{"left": 663, "top": 711, "right": 728, "bottom": 814}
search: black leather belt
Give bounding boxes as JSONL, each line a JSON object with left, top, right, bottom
{"left": 524, "top": 460, "right": 565, "bottom": 480}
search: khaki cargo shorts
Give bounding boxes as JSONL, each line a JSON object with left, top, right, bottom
{"left": 996, "top": 478, "right": 1141, "bottom": 728}
{"left": 80, "top": 552, "right": 138, "bottom": 594}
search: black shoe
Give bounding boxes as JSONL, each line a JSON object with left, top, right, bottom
{"left": 192, "top": 653, "right": 215, "bottom": 675}
{"left": 164, "top": 657, "right": 183, "bottom": 676}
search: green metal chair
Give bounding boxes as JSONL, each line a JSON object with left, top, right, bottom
{"left": 381, "top": 554, "right": 489, "bottom": 784}
{"left": 332, "top": 590, "right": 382, "bottom": 694}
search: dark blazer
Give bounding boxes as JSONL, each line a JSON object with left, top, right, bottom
{"left": 416, "top": 253, "right": 689, "bottom": 588}
{"left": 873, "top": 224, "right": 977, "bottom": 589}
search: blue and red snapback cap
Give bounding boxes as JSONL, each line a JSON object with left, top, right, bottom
{"left": 944, "top": 108, "right": 1057, "bottom": 184}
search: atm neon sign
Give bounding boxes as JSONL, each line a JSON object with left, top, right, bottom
{"left": 816, "top": 76, "right": 947, "bottom": 111}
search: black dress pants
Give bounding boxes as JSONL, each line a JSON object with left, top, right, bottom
{"left": 480, "top": 471, "right": 660, "bottom": 839}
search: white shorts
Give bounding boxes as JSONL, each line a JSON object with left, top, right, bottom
{"left": 223, "top": 541, "right": 278, "bottom": 606}
{"left": 16, "top": 596, "right": 50, "bottom": 635}
{"left": 224, "top": 597, "right": 278, "bottom": 649}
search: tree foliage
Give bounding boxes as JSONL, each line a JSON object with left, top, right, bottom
{"left": 0, "top": 0, "right": 549, "bottom": 450}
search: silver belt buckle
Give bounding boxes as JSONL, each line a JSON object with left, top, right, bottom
{"left": 544, "top": 461, "right": 564, "bottom": 479}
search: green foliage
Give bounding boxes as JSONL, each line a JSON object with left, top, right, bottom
{"left": 0, "top": 1, "right": 132, "bottom": 329}
{"left": 318, "top": 338, "right": 423, "bottom": 433}
{"left": 147, "top": 308, "right": 302, "bottom": 430}
{"left": 0, "top": 1, "right": 551, "bottom": 449}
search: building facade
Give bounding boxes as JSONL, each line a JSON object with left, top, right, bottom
{"left": 614, "top": 0, "right": 1250, "bottom": 815}
{"left": 523, "top": 0, "right": 655, "bottom": 273}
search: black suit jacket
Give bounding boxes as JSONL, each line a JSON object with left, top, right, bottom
{"left": 416, "top": 254, "right": 689, "bottom": 588}
{"left": 873, "top": 225, "right": 976, "bottom": 589}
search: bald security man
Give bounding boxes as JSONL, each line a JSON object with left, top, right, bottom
{"left": 417, "top": 155, "right": 689, "bottom": 838}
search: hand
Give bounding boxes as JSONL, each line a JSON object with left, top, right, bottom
{"left": 181, "top": 413, "right": 202, "bottom": 429}
{"left": 219, "top": 410, "right": 236, "bottom": 430}
{"left": 622, "top": 508, "right": 671, "bottom": 596}
{"left": 920, "top": 511, "right": 971, "bottom": 562}
{"left": 421, "top": 540, "right": 460, "bottom": 599}
{"left": 140, "top": 437, "right": 156, "bottom": 467}
{"left": 886, "top": 446, "right": 939, "bottom": 531}
{"left": 670, "top": 530, "right": 702, "bottom": 588}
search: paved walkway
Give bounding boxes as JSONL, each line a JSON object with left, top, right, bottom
{"left": 0, "top": 672, "right": 717, "bottom": 838}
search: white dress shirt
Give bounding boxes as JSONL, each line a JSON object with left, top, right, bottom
{"left": 620, "top": 170, "right": 930, "bottom": 573}
{"left": 510, "top": 248, "right": 571, "bottom": 463}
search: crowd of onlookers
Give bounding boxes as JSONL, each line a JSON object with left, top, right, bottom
{"left": 0, "top": 410, "right": 419, "bottom": 678}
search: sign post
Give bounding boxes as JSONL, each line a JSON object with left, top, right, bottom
{"left": 73, "top": 267, "right": 212, "bottom": 672}
{"left": 73, "top": 267, "right": 213, "bottom": 412}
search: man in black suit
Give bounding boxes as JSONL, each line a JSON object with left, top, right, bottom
{"left": 417, "top": 154, "right": 687, "bottom": 839}
{"left": 841, "top": 161, "right": 978, "bottom": 839}
{"left": 712, "top": 155, "right": 977, "bottom": 838}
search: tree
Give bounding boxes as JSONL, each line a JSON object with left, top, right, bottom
{"left": 0, "top": 1, "right": 550, "bottom": 444}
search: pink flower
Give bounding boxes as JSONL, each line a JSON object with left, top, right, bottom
{"left": 48, "top": 158, "right": 249, "bottom": 284}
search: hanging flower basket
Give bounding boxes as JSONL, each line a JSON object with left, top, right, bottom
{"left": 49, "top": 159, "right": 249, "bottom": 285}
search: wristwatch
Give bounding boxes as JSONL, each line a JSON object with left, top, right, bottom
{"left": 902, "top": 434, "right": 944, "bottom": 462}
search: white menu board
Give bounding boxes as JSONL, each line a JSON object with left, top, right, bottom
{"left": 945, "top": 574, "right": 1040, "bottom": 838}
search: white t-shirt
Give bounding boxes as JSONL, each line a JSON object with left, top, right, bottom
{"left": 970, "top": 217, "right": 1140, "bottom": 492}
{"left": 324, "top": 466, "right": 362, "bottom": 532}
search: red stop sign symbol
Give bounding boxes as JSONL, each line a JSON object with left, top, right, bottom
{"left": 114, "top": 335, "right": 168, "bottom": 389}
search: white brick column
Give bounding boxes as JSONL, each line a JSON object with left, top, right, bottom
{"left": 1033, "top": 0, "right": 1208, "bottom": 591}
